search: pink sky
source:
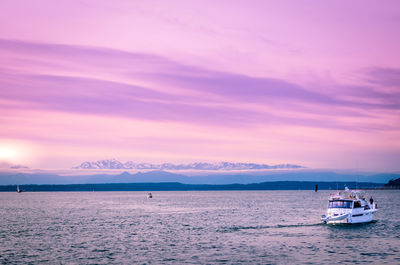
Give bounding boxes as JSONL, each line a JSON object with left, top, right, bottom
{"left": 0, "top": 0, "right": 399, "bottom": 171}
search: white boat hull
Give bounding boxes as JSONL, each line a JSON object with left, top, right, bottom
{"left": 322, "top": 209, "right": 377, "bottom": 224}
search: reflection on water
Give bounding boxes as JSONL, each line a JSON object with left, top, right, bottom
{"left": 0, "top": 190, "right": 399, "bottom": 264}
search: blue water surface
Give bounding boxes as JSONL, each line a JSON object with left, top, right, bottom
{"left": 0, "top": 190, "right": 399, "bottom": 264}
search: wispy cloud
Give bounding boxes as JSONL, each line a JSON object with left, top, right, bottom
{"left": 1, "top": 38, "right": 399, "bottom": 133}
{"left": 364, "top": 67, "right": 400, "bottom": 90}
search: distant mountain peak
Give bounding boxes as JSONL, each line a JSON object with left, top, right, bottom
{"left": 73, "top": 159, "right": 304, "bottom": 171}
{"left": 10, "top": 164, "right": 30, "bottom": 169}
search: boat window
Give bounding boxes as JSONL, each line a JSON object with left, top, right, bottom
{"left": 353, "top": 201, "right": 362, "bottom": 208}
{"left": 328, "top": 200, "right": 352, "bottom": 208}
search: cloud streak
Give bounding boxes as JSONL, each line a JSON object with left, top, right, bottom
{"left": 1, "top": 38, "right": 399, "bottom": 132}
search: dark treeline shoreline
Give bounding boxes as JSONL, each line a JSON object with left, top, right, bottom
{"left": 0, "top": 181, "right": 384, "bottom": 192}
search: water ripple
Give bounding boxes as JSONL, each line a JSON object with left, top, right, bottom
{"left": 0, "top": 190, "right": 399, "bottom": 264}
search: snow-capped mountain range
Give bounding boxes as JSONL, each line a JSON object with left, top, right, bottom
{"left": 73, "top": 159, "right": 303, "bottom": 170}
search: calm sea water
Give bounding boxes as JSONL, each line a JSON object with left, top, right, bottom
{"left": 0, "top": 190, "right": 399, "bottom": 264}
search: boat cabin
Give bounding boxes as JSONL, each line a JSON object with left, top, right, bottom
{"left": 328, "top": 199, "right": 362, "bottom": 209}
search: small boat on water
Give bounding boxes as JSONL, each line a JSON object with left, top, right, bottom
{"left": 321, "top": 187, "right": 377, "bottom": 224}
{"left": 146, "top": 193, "right": 153, "bottom": 199}
{"left": 17, "top": 185, "right": 23, "bottom": 193}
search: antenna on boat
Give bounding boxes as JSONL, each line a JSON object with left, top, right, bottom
{"left": 335, "top": 173, "right": 338, "bottom": 192}
{"left": 356, "top": 159, "right": 359, "bottom": 190}
{"left": 356, "top": 174, "right": 359, "bottom": 190}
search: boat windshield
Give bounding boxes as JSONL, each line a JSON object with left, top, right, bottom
{"left": 329, "top": 200, "right": 352, "bottom": 208}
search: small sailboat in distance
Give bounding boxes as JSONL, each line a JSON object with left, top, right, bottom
{"left": 17, "top": 185, "right": 23, "bottom": 193}
{"left": 146, "top": 193, "right": 153, "bottom": 199}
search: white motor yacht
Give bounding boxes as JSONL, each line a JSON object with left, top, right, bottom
{"left": 321, "top": 187, "right": 377, "bottom": 224}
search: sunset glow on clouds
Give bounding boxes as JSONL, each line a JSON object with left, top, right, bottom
{"left": 0, "top": 0, "right": 399, "bottom": 170}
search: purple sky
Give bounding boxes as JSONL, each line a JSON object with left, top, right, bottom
{"left": 0, "top": 0, "right": 399, "bottom": 171}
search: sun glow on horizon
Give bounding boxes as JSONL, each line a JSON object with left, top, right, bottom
{"left": 0, "top": 141, "right": 37, "bottom": 166}
{"left": 0, "top": 146, "right": 18, "bottom": 161}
